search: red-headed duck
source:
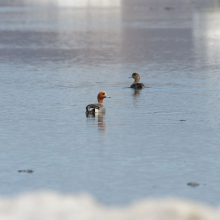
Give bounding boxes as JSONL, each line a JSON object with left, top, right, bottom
{"left": 86, "top": 91, "right": 110, "bottom": 114}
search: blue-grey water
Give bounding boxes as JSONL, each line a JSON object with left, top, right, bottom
{"left": 1, "top": 0, "right": 220, "bottom": 205}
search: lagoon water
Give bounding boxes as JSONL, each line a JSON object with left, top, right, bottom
{"left": 1, "top": 0, "right": 220, "bottom": 206}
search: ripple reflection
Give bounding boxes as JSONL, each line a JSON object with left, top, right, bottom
{"left": 86, "top": 112, "right": 106, "bottom": 133}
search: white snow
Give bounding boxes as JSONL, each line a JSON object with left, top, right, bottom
{"left": 0, "top": 191, "right": 219, "bottom": 220}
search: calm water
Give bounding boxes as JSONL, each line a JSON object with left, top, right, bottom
{"left": 1, "top": 0, "right": 220, "bottom": 205}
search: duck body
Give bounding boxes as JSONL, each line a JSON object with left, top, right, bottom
{"left": 129, "top": 73, "right": 145, "bottom": 89}
{"left": 86, "top": 103, "right": 105, "bottom": 113}
{"left": 130, "top": 83, "right": 145, "bottom": 89}
{"left": 86, "top": 91, "right": 110, "bottom": 114}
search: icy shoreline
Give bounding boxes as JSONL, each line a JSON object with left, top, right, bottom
{"left": 0, "top": 192, "right": 219, "bottom": 220}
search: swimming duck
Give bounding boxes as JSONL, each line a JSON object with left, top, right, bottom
{"left": 86, "top": 91, "right": 110, "bottom": 114}
{"left": 129, "top": 73, "right": 145, "bottom": 89}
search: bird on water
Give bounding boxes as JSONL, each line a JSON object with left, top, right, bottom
{"left": 129, "top": 73, "right": 145, "bottom": 89}
{"left": 86, "top": 91, "right": 110, "bottom": 114}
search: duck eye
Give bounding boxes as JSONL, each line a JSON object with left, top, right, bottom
{"left": 102, "top": 93, "right": 105, "bottom": 95}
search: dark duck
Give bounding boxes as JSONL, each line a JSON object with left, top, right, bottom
{"left": 129, "top": 73, "right": 145, "bottom": 89}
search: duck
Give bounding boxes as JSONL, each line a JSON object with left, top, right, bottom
{"left": 129, "top": 73, "right": 145, "bottom": 89}
{"left": 86, "top": 91, "right": 110, "bottom": 114}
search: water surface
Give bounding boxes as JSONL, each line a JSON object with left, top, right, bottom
{"left": 1, "top": 0, "right": 220, "bottom": 205}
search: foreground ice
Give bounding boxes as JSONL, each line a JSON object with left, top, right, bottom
{"left": 0, "top": 192, "right": 219, "bottom": 220}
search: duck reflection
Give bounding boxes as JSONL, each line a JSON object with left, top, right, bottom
{"left": 133, "top": 89, "right": 140, "bottom": 96}
{"left": 133, "top": 89, "right": 140, "bottom": 99}
{"left": 131, "top": 89, "right": 141, "bottom": 105}
{"left": 86, "top": 112, "right": 106, "bottom": 132}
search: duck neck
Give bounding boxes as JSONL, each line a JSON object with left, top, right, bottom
{"left": 133, "top": 77, "right": 140, "bottom": 84}
{"left": 98, "top": 97, "right": 104, "bottom": 104}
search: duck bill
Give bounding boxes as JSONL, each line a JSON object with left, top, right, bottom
{"left": 105, "top": 96, "right": 111, "bottom": 98}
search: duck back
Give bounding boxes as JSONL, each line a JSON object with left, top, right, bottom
{"left": 130, "top": 83, "right": 145, "bottom": 89}
{"left": 86, "top": 103, "right": 105, "bottom": 113}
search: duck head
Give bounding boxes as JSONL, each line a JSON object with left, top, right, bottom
{"left": 97, "top": 91, "right": 111, "bottom": 103}
{"left": 129, "top": 73, "right": 140, "bottom": 83}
